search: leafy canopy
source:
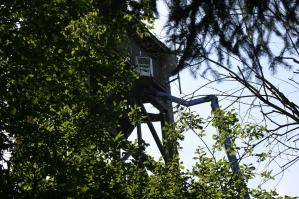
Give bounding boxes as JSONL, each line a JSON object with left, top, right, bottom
{"left": 0, "top": 0, "right": 295, "bottom": 198}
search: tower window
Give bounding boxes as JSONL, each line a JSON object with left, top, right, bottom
{"left": 136, "top": 57, "right": 153, "bottom": 77}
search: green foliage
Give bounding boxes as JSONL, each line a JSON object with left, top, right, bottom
{"left": 0, "top": 0, "right": 155, "bottom": 197}
{"left": 173, "top": 109, "right": 294, "bottom": 199}
{"left": 0, "top": 0, "right": 296, "bottom": 198}
{"left": 212, "top": 109, "right": 265, "bottom": 152}
{"left": 123, "top": 109, "right": 295, "bottom": 198}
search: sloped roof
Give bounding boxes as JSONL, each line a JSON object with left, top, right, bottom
{"left": 129, "top": 28, "right": 173, "bottom": 55}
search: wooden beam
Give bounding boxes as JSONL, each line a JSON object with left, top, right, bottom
{"left": 137, "top": 123, "right": 142, "bottom": 146}
{"left": 140, "top": 104, "right": 168, "bottom": 162}
{"left": 148, "top": 95, "right": 168, "bottom": 111}
{"left": 144, "top": 113, "right": 161, "bottom": 122}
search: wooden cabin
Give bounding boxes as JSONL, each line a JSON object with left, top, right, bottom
{"left": 118, "top": 30, "right": 177, "bottom": 162}
{"left": 124, "top": 31, "right": 177, "bottom": 106}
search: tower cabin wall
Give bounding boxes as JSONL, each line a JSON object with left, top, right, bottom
{"left": 124, "top": 35, "right": 176, "bottom": 96}
{"left": 129, "top": 42, "right": 174, "bottom": 80}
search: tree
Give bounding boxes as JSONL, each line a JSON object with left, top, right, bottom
{"left": 165, "top": 0, "right": 299, "bottom": 179}
{"left": 0, "top": 0, "right": 156, "bottom": 197}
{"left": 0, "top": 0, "right": 296, "bottom": 198}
